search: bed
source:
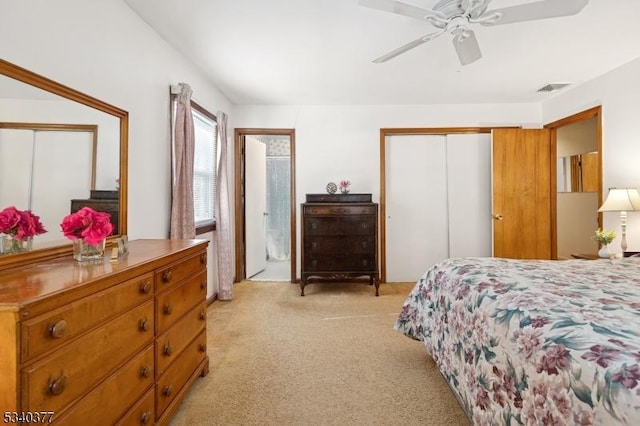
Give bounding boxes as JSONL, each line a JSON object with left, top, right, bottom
{"left": 395, "top": 257, "right": 640, "bottom": 425}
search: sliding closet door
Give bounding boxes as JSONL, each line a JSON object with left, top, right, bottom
{"left": 385, "top": 133, "right": 492, "bottom": 283}
{"left": 446, "top": 133, "right": 492, "bottom": 257}
{"left": 31, "top": 131, "right": 93, "bottom": 244}
{"left": 0, "top": 129, "right": 33, "bottom": 209}
{"left": 386, "top": 135, "right": 448, "bottom": 282}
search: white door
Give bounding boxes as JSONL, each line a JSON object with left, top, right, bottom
{"left": 446, "top": 133, "right": 492, "bottom": 258}
{"left": 385, "top": 133, "right": 492, "bottom": 282}
{"left": 245, "top": 136, "right": 267, "bottom": 278}
{"left": 32, "top": 131, "right": 93, "bottom": 244}
{"left": 386, "top": 135, "right": 449, "bottom": 282}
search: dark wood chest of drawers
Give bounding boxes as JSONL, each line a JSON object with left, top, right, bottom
{"left": 301, "top": 200, "right": 379, "bottom": 296}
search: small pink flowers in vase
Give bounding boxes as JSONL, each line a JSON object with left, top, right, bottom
{"left": 339, "top": 180, "right": 351, "bottom": 194}
{"left": 0, "top": 206, "right": 47, "bottom": 254}
{"left": 60, "top": 207, "right": 113, "bottom": 262}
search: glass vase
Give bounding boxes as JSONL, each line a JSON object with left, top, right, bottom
{"left": 1, "top": 235, "right": 33, "bottom": 255}
{"left": 73, "top": 239, "right": 106, "bottom": 262}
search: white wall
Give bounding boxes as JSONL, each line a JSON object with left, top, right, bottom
{"left": 542, "top": 57, "right": 640, "bottom": 253}
{"left": 233, "top": 104, "right": 541, "bottom": 277}
{"left": 0, "top": 0, "right": 233, "bottom": 296}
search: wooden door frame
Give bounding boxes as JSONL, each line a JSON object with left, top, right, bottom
{"left": 234, "top": 128, "right": 297, "bottom": 283}
{"left": 379, "top": 127, "right": 496, "bottom": 283}
{"left": 544, "top": 106, "right": 603, "bottom": 259}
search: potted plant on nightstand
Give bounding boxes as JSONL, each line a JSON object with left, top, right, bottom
{"left": 593, "top": 228, "right": 616, "bottom": 258}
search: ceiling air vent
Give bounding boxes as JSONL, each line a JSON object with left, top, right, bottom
{"left": 537, "top": 83, "right": 572, "bottom": 93}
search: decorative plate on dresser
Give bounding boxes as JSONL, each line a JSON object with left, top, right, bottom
{"left": 301, "top": 193, "right": 379, "bottom": 296}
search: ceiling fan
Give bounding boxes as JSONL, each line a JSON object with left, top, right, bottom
{"left": 358, "top": 0, "right": 589, "bottom": 65}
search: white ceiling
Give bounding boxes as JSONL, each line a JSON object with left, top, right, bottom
{"left": 124, "top": 0, "right": 640, "bottom": 105}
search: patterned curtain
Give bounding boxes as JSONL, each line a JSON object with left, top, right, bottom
{"left": 170, "top": 83, "right": 196, "bottom": 239}
{"left": 215, "top": 111, "right": 233, "bottom": 300}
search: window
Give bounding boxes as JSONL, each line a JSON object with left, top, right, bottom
{"left": 171, "top": 97, "right": 218, "bottom": 235}
{"left": 192, "top": 105, "right": 217, "bottom": 233}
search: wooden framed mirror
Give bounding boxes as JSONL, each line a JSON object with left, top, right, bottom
{"left": 0, "top": 58, "right": 128, "bottom": 270}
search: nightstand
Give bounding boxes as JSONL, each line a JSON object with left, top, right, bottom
{"left": 570, "top": 253, "right": 599, "bottom": 260}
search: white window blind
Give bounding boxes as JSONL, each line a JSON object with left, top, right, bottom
{"left": 192, "top": 108, "right": 217, "bottom": 228}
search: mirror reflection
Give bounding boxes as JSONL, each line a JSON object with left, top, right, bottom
{"left": 0, "top": 64, "right": 123, "bottom": 257}
{"left": 557, "top": 151, "right": 599, "bottom": 193}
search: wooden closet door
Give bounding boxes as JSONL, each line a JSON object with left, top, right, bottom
{"left": 492, "top": 128, "right": 552, "bottom": 259}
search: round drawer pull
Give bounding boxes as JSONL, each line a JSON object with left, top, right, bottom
{"left": 199, "top": 310, "right": 206, "bottom": 321}
{"left": 140, "top": 366, "right": 151, "bottom": 378}
{"left": 139, "top": 319, "right": 149, "bottom": 332}
{"left": 139, "top": 281, "right": 151, "bottom": 294}
{"left": 311, "top": 223, "right": 318, "bottom": 230}
{"left": 200, "top": 280, "right": 206, "bottom": 290}
{"left": 199, "top": 343, "right": 206, "bottom": 353}
{"left": 200, "top": 253, "right": 207, "bottom": 264}
{"left": 312, "top": 241, "right": 319, "bottom": 249}
{"left": 140, "top": 411, "right": 151, "bottom": 425}
{"left": 163, "top": 344, "right": 173, "bottom": 357}
{"left": 163, "top": 304, "right": 173, "bottom": 315}
{"left": 48, "top": 374, "right": 68, "bottom": 395}
{"left": 162, "top": 271, "right": 172, "bottom": 283}
{"left": 163, "top": 385, "right": 173, "bottom": 397}
{"left": 49, "top": 319, "right": 68, "bottom": 339}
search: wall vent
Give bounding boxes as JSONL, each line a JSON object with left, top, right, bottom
{"left": 537, "top": 83, "right": 572, "bottom": 93}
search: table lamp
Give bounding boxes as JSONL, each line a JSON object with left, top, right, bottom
{"left": 597, "top": 188, "right": 640, "bottom": 252}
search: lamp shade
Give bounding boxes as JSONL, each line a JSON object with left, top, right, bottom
{"left": 598, "top": 188, "right": 640, "bottom": 212}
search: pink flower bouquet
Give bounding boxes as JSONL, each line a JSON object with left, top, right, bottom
{"left": 0, "top": 206, "right": 47, "bottom": 240}
{"left": 60, "top": 207, "right": 113, "bottom": 245}
{"left": 339, "top": 180, "right": 351, "bottom": 189}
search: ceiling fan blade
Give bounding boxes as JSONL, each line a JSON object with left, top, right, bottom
{"left": 373, "top": 31, "right": 445, "bottom": 63}
{"left": 453, "top": 30, "right": 482, "bottom": 65}
{"left": 357, "top": 0, "right": 434, "bottom": 21}
{"left": 483, "top": 0, "right": 588, "bottom": 26}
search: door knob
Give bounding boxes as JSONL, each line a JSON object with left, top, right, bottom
{"left": 492, "top": 214, "right": 504, "bottom": 221}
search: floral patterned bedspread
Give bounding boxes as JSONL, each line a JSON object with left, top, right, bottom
{"left": 395, "top": 257, "right": 640, "bottom": 425}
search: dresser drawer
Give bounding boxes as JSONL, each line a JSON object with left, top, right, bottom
{"left": 21, "top": 273, "right": 154, "bottom": 363}
{"left": 155, "top": 251, "right": 207, "bottom": 293}
{"left": 156, "top": 330, "right": 207, "bottom": 419}
{"left": 305, "top": 254, "right": 376, "bottom": 272}
{"left": 156, "top": 301, "right": 207, "bottom": 376}
{"left": 305, "top": 236, "right": 375, "bottom": 254}
{"left": 155, "top": 270, "right": 207, "bottom": 334}
{"left": 49, "top": 345, "right": 154, "bottom": 425}
{"left": 303, "top": 205, "right": 376, "bottom": 216}
{"left": 305, "top": 216, "right": 375, "bottom": 236}
{"left": 116, "top": 387, "right": 155, "bottom": 426}
{"left": 22, "top": 300, "right": 154, "bottom": 414}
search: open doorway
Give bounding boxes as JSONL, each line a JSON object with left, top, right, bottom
{"left": 546, "top": 106, "right": 602, "bottom": 259}
{"left": 234, "top": 128, "right": 296, "bottom": 282}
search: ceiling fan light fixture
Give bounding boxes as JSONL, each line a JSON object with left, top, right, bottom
{"left": 359, "top": 0, "right": 590, "bottom": 65}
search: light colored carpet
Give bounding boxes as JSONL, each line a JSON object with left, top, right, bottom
{"left": 168, "top": 280, "right": 470, "bottom": 426}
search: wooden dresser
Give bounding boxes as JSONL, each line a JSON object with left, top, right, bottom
{"left": 0, "top": 239, "right": 209, "bottom": 425}
{"left": 301, "top": 194, "right": 379, "bottom": 296}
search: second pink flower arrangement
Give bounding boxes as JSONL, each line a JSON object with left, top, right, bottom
{"left": 60, "top": 207, "right": 113, "bottom": 245}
